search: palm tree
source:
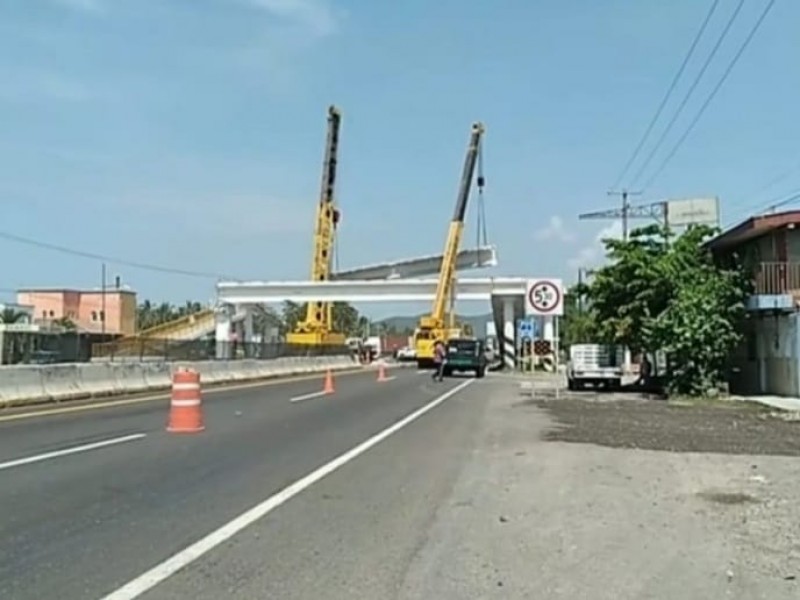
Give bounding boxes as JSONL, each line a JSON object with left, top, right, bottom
{"left": 0, "top": 308, "right": 27, "bottom": 324}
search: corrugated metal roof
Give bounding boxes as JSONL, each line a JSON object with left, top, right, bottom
{"left": 705, "top": 210, "right": 800, "bottom": 251}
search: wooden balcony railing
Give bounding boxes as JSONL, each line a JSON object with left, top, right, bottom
{"left": 753, "top": 262, "right": 800, "bottom": 295}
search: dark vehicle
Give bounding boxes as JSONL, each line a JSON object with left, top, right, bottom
{"left": 443, "top": 337, "right": 487, "bottom": 378}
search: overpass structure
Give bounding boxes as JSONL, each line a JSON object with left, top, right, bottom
{"left": 216, "top": 277, "right": 538, "bottom": 368}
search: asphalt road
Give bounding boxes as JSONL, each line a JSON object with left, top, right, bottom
{"left": 0, "top": 366, "right": 482, "bottom": 600}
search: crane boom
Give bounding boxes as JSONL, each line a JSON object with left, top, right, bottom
{"left": 415, "top": 121, "right": 485, "bottom": 366}
{"left": 286, "top": 105, "right": 346, "bottom": 346}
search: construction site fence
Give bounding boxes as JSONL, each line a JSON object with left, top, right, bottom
{"left": 92, "top": 338, "right": 353, "bottom": 362}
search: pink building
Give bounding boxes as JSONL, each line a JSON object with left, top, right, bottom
{"left": 16, "top": 288, "right": 137, "bottom": 336}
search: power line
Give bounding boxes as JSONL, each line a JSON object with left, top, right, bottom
{"left": 610, "top": 0, "right": 720, "bottom": 190}
{"left": 630, "top": 0, "right": 746, "bottom": 187}
{"left": 642, "top": 0, "right": 777, "bottom": 190}
{"left": 0, "top": 229, "right": 233, "bottom": 280}
{"left": 724, "top": 185, "right": 800, "bottom": 227}
{"left": 724, "top": 156, "right": 800, "bottom": 216}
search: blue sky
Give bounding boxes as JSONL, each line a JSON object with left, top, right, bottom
{"left": 1, "top": 0, "right": 797, "bottom": 317}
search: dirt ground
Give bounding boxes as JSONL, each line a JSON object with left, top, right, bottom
{"left": 532, "top": 391, "right": 800, "bottom": 456}
{"left": 399, "top": 379, "right": 800, "bottom": 599}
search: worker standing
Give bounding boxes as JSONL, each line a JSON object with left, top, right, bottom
{"left": 431, "top": 340, "right": 446, "bottom": 382}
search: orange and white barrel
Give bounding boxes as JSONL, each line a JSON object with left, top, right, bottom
{"left": 167, "top": 368, "right": 205, "bottom": 433}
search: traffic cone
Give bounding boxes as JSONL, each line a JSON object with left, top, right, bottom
{"left": 167, "top": 368, "right": 205, "bottom": 433}
{"left": 377, "top": 361, "right": 389, "bottom": 382}
{"left": 323, "top": 369, "right": 335, "bottom": 394}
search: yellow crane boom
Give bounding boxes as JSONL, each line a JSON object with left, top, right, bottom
{"left": 415, "top": 121, "right": 485, "bottom": 367}
{"left": 286, "top": 105, "right": 346, "bottom": 346}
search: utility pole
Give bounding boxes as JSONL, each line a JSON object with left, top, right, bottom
{"left": 579, "top": 198, "right": 665, "bottom": 240}
{"left": 607, "top": 189, "right": 642, "bottom": 241}
{"left": 101, "top": 262, "right": 106, "bottom": 337}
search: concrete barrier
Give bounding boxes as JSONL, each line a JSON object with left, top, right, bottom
{"left": 0, "top": 355, "right": 358, "bottom": 408}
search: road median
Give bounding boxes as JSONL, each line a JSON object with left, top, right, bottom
{"left": 0, "top": 355, "right": 360, "bottom": 409}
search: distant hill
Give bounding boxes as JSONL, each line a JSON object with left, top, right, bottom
{"left": 375, "top": 313, "right": 493, "bottom": 335}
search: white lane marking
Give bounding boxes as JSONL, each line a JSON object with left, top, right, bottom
{"left": 101, "top": 378, "right": 474, "bottom": 600}
{"left": 379, "top": 376, "right": 397, "bottom": 382}
{"left": 0, "top": 433, "right": 147, "bottom": 472}
{"left": 289, "top": 390, "right": 330, "bottom": 403}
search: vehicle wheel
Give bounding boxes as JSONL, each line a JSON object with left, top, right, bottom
{"left": 567, "top": 379, "right": 575, "bottom": 391}
{"left": 611, "top": 378, "right": 622, "bottom": 391}
{"left": 476, "top": 367, "right": 485, "bottom": 378}
{"left": 443, "top": 367, "right": 452, "bottom": 377}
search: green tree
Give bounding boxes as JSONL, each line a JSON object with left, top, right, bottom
{"left": 332, "top": 302, "right": 360, "bottom": 336}
{"left": 0, "top": 308, "right": 27, "bottom": 324}
{"left": 587, "top": 224, "right": 671, "bottom": 353}
{"left": 281, "top": 301, "right": 306, "bottom": 334}
{"left": 644, "top": 227, "right": 748, "bottom": 395}
{"left": 176, "top": 301, "right": 204, "bottom": 318}
{"left": 52, "top": 317, "right": 77, "bottom": 331}
{"left": 559, "top": 287, "right": 598, "bottom": 348}
{"left": 585, "top": 224, "right": 747, "bottom": 396}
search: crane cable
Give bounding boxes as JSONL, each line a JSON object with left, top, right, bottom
{"left": 475, "top": 141, "right": 489, "bottom": 250}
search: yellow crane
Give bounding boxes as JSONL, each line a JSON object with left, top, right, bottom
{"left": 286, "top": 105, "right": 346, "bottom": 346}
{"left": 414, "top": 121, "right": 485, "bottom": 367}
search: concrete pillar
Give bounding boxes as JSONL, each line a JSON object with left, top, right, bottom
{"left": 215, "top": 305, "right": 232, "bottom": 360}
{"left": 243, "top": 307, "right": 255, "bottom": 357}
{"left": 502, "top": 296, "right": 515, "bottom": 370}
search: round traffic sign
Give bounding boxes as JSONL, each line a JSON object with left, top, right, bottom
{"left": 528, "top": 280, "right": 561, "bottom": 313}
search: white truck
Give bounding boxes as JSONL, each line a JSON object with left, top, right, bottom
{"left": 567, "top": 344, "right": 624, "bottom": 391}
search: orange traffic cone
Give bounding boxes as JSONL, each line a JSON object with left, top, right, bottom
{"left": 167, "top": 368, "right": 205, "bottom": 433}
{"left": 377, "top": 362, "right": 389, "bottom": 382}
{"left": 323, "top": 369, "right": 335, "bottom": 394}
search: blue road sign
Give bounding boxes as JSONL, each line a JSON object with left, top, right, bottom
{"left": 517, "top": 318, "right": 538, "bottom": 340}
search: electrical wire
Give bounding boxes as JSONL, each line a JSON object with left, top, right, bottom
{"left": 630, "top": 0, "right": 747, "bottom": 187}
{"left": 610, "top": 0, "right": 720, "bottom": 190}
{"left": 724, "top": 185, "right": 800, "bottom": 228}
{"left": 0, "top": 229, "right": 234, "bottom": 280}
{"left": 642, "top": 0, "right": 777, "bottom": 190}
{"left": 722, "top": 158, "right": 800, "bottom": 219}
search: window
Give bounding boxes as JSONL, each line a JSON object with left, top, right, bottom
{"left": 92, "top": 311, "right": 98, "bottom": 321}
{"left": 49, "top": 310, "right": 54, "bottom": 317}
{"left": 42, "top": 310, "right": 47, "bottom": 318}
{"left": 100, "top": 310, "right": 105, "bottom": 322}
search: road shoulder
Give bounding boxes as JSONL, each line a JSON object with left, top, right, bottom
{"left": 398, "top": 382, "right": 800, "bottom": 599}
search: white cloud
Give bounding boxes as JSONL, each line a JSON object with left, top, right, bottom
{"left": 534, "top": 215, "right": 575, "bottom": 243}
{"left": 567, "top": 220, "right": 623, "bottom": 270}
{"left": 244, "top": 0, "right": 340, "bottom": 36}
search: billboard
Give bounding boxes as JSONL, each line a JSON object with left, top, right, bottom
{"left": 665, "top": 197, "right": 719, "bottom": 227}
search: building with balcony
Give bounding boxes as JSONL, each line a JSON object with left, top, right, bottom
{"left": 16, "top": 286, "right": 137, "bottom": 336}
{"left": 707, "top": 210, "right": 800, "bottom": 396}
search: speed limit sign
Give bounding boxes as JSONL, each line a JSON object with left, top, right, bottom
{"left": 525, "top": 279, "right": 564, "bottom": 316}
